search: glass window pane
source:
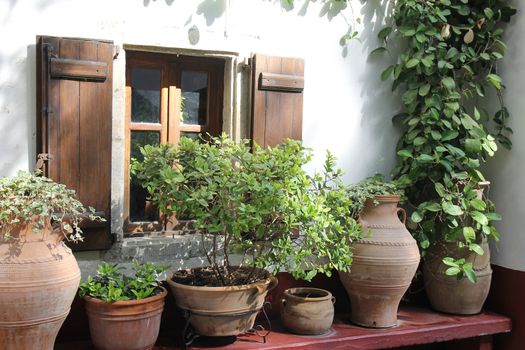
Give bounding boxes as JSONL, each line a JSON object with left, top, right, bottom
{"left": 181, "top": 71, "right": 208, "bottom": 125}
{"left": 130, "top": 131, "right": 160, "bottom": 222}
{"left": 131, "top": 67, "right": 161, "bottom": 123}
{"left": 180, "top": 132, "right": 201, "bottom": 141}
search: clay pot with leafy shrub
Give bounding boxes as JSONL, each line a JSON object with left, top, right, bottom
{"left": 134, "top": 134, "right": 362, "bottom": 337}
{"left": 338, "top": 175, "right": 420, "bottom": 328}
{"left": 0, "top": 171, "right": 103, "bottom": 350}
{"left": 79, "top": 261, "right": 168, "bottom": 350}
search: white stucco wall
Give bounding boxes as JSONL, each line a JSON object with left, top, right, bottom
{"left": 484, "top": 1, "right": 525, "bottom": 272}
{"left": 0, "top": 0, "right": 399, "bottom": 181}
{"left": 2, "top": 0, "right": 521, "bottom": 272}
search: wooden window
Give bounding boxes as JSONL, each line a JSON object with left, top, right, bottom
{"left": 124, "top": 51, "right": 224, "bottom": 234}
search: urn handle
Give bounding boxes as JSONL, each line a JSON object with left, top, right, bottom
{"left": 331, "top": 296, "right": 336, "bottom": 305}
{"left": 397, "top": 208, "right": 407, "bottom": 225}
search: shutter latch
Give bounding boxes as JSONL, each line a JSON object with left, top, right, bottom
{"left": 35, "top": 153, "right": 52, "bottom": 172}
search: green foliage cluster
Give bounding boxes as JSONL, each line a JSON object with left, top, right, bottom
{"left": 0, "top": 171, "right": 103, "bottom": 242}
{"left": 374, "top": 0, "right": 515, "bottom": 281}
{"left": 79, "top": 261, "right": 168, "bottom": 302}
{"left": 134, "top": 134, "right": 362, "bottom": 286}
{"left": 347, "top": 175, "right": 404, "bottom": 219}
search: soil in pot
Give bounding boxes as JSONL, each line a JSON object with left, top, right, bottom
{"left": 84, "top": 287, "right": 167, "bottom": 350}
{"left": 339, "top": 195, "right": 420, "bottom": 328}
{"left": 281, "top": 287, "right": 335, "bottom": 335}
{"left": 0, "top": 222, "right": 80, "bottom": 350}
{"left": 167, "top": 266, "right": 278, "bottom": 337}
{"left": 423, "top": 241, "right": 492, "bottom": 315}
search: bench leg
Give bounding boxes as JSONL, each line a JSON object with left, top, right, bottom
{"left": 479, "top": 335, "right": 493, "bottom": 350}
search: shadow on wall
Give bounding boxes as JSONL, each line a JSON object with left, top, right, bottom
{"left": 354, "top": 0, "right": 402, "bottom": 179}
{"left": 141, "top": 0, "right": 226, "bottom": 26}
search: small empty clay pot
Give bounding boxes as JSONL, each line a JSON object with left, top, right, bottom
{"left": 281, "top": 287, "right": 335, "bottom": 335}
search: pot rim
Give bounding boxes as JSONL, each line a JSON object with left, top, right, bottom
{"left": 283, "top": 287, "right": 333, "bottom": 302}
{"left": 368, "top": 194, "right": 401, "bottom": 203}
{"left": 83, "top": 286, "right": 167, "bottom": 306}
{"left": 167, "top": 267, "right": 276, "bottom": 292}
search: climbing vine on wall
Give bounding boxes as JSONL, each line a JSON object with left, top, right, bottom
{"left": 374, "top": 0, "right": 516, "bottom": 281}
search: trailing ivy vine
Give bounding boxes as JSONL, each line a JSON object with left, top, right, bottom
{"left": 374, "top": 0, "right": 516, "bottom": 281}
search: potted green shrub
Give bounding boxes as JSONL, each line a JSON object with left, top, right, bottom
{"left": 279, "top": 153, "right": 360, "bottom": 335}
{"left": 372, "top": 0, "right": 515, "bottom": 314}
{"left": 0, "top": 171, "right": 102, "bottom": 350}
{"left": 134, "top": 134, "right": 362, "bottom": 337}
{"left": 79, "top": 261, "right": 168, "bottom": 350}
{"left": 338, "top": 175, "right": 420, "bottom": 328}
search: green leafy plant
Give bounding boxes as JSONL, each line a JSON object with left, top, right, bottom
{"left": 373, "top": 0, "right": 515, "bottom": 281}
{"left": 347, "top": 174, "right": 404, "bottom": 219}
{"left": 0, "top": 171, "right": 103, "bottom": 241}
{"left": 134, "top": 134, "right": 362, "bottom": 286}
{"left": 79, "top": 261, "right": 168, "bottom": 302}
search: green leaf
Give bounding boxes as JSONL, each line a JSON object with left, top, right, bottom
{"left": 443, "top": 257, "right": 459, "bottom": 267}
{"left": 417, "top": 154, "right": 434, "bottom": 163}
{"left": 443, "top": 202, "right": 464, "bottom": 216}
{"left": 446, "top": 267, "right": 461, "bottom": 276}
{"left": 413, "top": 137, "right": 426, "bottom": 146}
{"left": 411, "top": 211, "right": 423, "bottom": 223}
{"left": 426, "top": 202, "right": 442, "bottom": 212}
{"left": 435, "top": 183, "right": 446, "bottom": 197}
{"left": 464, "top": 264, "right": 477, "bottom": 283}
{"left": 419, "top": 84, "right": 431, "bottom": 96}
{"left": 441, "top": 130, "right": 459, "bottom": 141}
{"left": 465, "top": 139, "right": 482, "bottom": 154}
{"left": 470, "top": 198, "right": 486, "bottom": 211}
{"left": 484, "top": 8, "right": 494, "bottom": 19}
{"left": 378, "top": 27, "right": 392, "bottom": 41}
{"left": 469, "top": 243, "right": 485, "bottom": 256}
{"left": 399, "top": 26, "right": 416, "bottom": 36}
{"left": 463, "top": 227, "right": 476, "bottom": 242}
{"left": 406, "top": 58, "right": 420, "bottom": 68}
{"left": 370, "top": 47, "right": 387, "bottom": 57}
{"left": 442, "top": 77, "right": 456, "bottom": 90}
{"left": 470, "top": 211, "right": 489, "bottom": 225}
{"left": 381, "top": 65, "right": 394, "bottom": 81}
{"left": 397, "top": 149, "right": 413, "bottom": 158}
{"left": 487, "top": 74, "right": 502, "bottom": 89}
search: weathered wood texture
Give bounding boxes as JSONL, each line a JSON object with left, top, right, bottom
{"left": 36, "top": 36, "right": 113, "bottom": 250}
{"left": 251, "top": 54, "right": 304, "bottom": 148}
{"left": 49, "top": 58, "right": 108, "bottom": 81}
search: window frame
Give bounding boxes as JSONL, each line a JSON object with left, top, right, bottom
{"left": 124, "top": 51, "right": 224, "bottom": 235}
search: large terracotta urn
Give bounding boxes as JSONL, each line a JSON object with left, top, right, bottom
{"left": 339, "top": 195, "right": 420, "bottom": 328}
{"left": 0, "top": 222, "right": 81, "bottom": 349}
{"left": 167, "top": 267, "right": 278, "bottom": 337}
{"left": 423, "top": 241, "right": 492, "bottom": 315}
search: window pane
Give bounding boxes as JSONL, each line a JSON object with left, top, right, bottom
{"left": 131, "top": 67, "right": 161, "bottom": 123}
{"left": 130, "top": 131, "right": 160, "bottom": 222}
{"left": 181, "top": 71, "right": 208, "bottom": 125}
{"left": 180, "top": 132, "right": 201, "bottom": 141}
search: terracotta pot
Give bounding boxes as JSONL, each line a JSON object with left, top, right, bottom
{"left": 166, "top": 267, "right": 278, "bottom": 336}
{"left": 280, "top": 287, "right": 335, "bottom": 335}
{"left": 0, "top": 221, "right": 80, "bottom": 350}
{"left": 423, "top": 241, "right": 492, "bottom": 315}
{"left": 84, "top": 287, "right": 167, "bottom": 350}
{"left": 339, "top": 195, "right": 420, "bottom": 328}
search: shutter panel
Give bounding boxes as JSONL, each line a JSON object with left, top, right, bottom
{"left": 36, "top": 36, "right": 113, "bottom": 250}
{"left": 251, "top": 54, "right": 304, "bottom": 148}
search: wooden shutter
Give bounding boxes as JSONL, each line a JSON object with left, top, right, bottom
{"left": 36, "top": 36, "right": 113, "bottom": 250}
{"left": 251, "top": 54, "right": 304, "bottom": 148}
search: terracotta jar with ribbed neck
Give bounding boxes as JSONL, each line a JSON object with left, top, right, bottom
{"left": 339, "top": 195, "right": 420, "bottom": 328}
{"left": 0, "top": 221, "right": 80, "bottom": 350}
